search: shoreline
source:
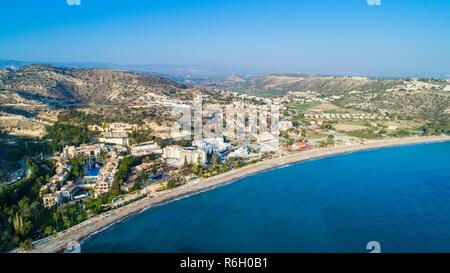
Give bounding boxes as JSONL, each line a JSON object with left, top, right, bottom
{"left": 24, "top": 135, "right": 450, "bottom": 253}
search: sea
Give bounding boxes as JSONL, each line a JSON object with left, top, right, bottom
{"left": 82, "top": 141, "right": 450, "bottom": 253}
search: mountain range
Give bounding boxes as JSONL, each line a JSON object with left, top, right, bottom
{"left": 1, "top": 63, "right": 449, "bottom": 122}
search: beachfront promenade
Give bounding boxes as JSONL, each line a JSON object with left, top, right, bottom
{"left": 25, "top": 135, "right": 450, "bottom": 253}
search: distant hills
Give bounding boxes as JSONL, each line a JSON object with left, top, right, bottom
{"left": 200, "top": 73, "right": 450, "bottom": 120}
{"left": 0, "top": 60, "right": 232, "bottom": 82}
{"left": 212, "top": 74, "right": 401, "bottom": 96}
{"left": 0, "top": 64, "right": 204, "bottom": 107}
{"left": 1, "top": 62, "right": 449, "bottom": 122}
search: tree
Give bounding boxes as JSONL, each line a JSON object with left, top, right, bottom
{"left": 192, "top": 164, "right": 199, "bottom": 175}
{"left": 139, "top": 171, "right": 149, "bottom": 183}
{"left": 162, "top": 160, "right": 169, "bottom": 173}
{"left": 152, "top": 163, "right": 158, "bottom": 176}
{"left": 167, "top": 177, "right": 182, "bottom": 189}
{"left": 211, "top": 154, "right": 219, "bottom": 167}
{"left": 19, "top": 239, "right": 34, "bottom": 251}
{"left": 327, "top": 134, "right": 335, "bottom": 146}
{"left": 111, "top": 179, "right": 121, "bottom": 196}
{"left": 132, "top": 182, "right": 142, "bottom": 191}
{"left": 11, "top": 198, "right": 34, "bottom": 237}
{"left": 114, "top": 156, "right": 138, "bottom": 182}
{"left": 98, "top": 150, "right": 108, "bottom": 163}
{"left": 44, "top": 226, "right": 54, "bottom": 236}
{"left": 220, "top": 164, "right": 228, "bottom": 173}
{"left": 69, "top": 155, "right": 85, "bottom": 179}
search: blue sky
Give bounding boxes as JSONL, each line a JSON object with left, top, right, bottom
{"left": 0, "top": 0, "right": 449, "bottom": 76}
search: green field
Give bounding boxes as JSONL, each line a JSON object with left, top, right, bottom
{"left": 287, "top": 102, "right": 319, "bottom": 111}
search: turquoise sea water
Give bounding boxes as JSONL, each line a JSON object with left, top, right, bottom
{"left": 82, "top": 142, "right": 450, "bottom": 253}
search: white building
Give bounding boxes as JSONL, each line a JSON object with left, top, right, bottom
{"left": 387, "top": 125, "right": 399, "bottom": 131}
{"left": 192, "top": 138, "right": 230, "bottom": 155}
{"left": 163, "top": 146, "right": 208, "bottom": 166}
{"left": 278, "top": 120, "right": 293, "bottom": 131}
{"left": 227, "top": 147, "right": 251, "bottom": 159}
{"left": 64, "top": 144, "right": 107, "bottom": 158}
{"left": 99, "top": 131, "right": 129, "bottom": 147}
{"left": 130, "top": 142, "right": 162, "bottom": 157}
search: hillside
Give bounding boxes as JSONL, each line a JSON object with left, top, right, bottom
{"left": 213, "top": 74, "right": 400, "bottom": 96}
{"left": 0, "top": 65, "right": 203, "bottom": 106}
{"left": 204, "top": 74, "right": 450, "bottom": 120}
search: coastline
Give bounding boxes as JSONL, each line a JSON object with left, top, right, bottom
{"left": 25, "top": 135, "right": 450, "bottom": 253}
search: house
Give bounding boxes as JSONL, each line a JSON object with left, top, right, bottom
{"left": 88, "top": 124, "right": 104, "bottom": 132}
{"left": 121, "top": 183, "right": 135, "bottom": 193}
{"left": 107, "top": 123, "right": 140, "bottom": 132}
{"left": 387, "top": 125, "right": 398, "bottom": 131}
{"left": 42, "top": 192, "right": 61, "bottom": 208}
{"left": 49, "top": 172, "right": 69, "bottom": 184}
{"left": 278, "top": 120, "right": 293, "bottom": 131}
{"left": 291, "top": 142, "right": 312, "bottom": 151}
{"left": 135, "top": 162, "right": 153, "bottom": 172}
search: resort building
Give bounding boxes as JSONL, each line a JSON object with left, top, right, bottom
{"left": 227, "top": 147, "right": 252, "bottom": 159}
{"left": 134, "top": 162, "right": 153, "bottom": 172}
{"left": 106, "top": 123, "right": 140, "bottom": 132}
{"left": 99, "top": 131, "right": 129, "bottom": 146}
{"left": 93, "top": 159, "right": 119, "bottom": 197}
{"left": 163, "top": 146, "right": 208, "bottom": 166}
{"left": 130, "top": 142, "right": 162, "bottom": 157}
{"left": 94, "top": 175, "right": 114, "bottom": 197}
{"left": 60, "top": 182, "right": 79, "bottom": 200}
{"left": 64, "top": 144, "right": 106, "bottom": 158}
{"left": 193, "top": 138, "right": 230, "bottom": 155}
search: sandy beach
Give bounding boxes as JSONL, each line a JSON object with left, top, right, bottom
{"left": 24, "top": 135, "right": 450, "bottom": 253}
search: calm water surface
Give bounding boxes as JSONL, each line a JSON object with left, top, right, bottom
{"left": 82, "top": 142, "right": 450, "bottom": 253}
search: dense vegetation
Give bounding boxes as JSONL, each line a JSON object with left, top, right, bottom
{"left": 0, "top": 122, "right": 99, "bottom": 252}
{"left": 0, "top": 157, "right": 54, "bottom": 251}
{"left": 58, "top": 107, "right": 174, "bottom": 127}
{"left": 0, "top": 137, "right": 52, "bottom": 183}
{"left": 45, "top": 123, "right": 95, "bottom": 152}
{"left": 421, "top": 121, "right": 450, "bottom": 136}
{"left": 113, "top": 156, "right": 138, "bottom": 195}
